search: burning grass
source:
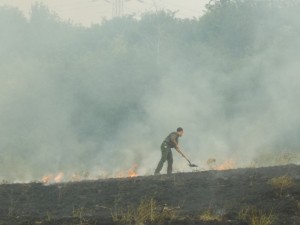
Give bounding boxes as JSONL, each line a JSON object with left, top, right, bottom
{"left": 206, "top": 158, "right": 236, "bottom": 170}
{"left": 40, "top": 164, "right": 139, "bottom": 185}
{"left": 42, "top": 172, "right": 64, "bottom": 184}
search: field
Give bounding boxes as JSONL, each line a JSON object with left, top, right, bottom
{"left": 0, "top": 164, "right": 299, "bottom": 225}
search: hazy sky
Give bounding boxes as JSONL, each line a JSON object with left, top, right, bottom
{"left": 0, "top": 0, "right": 209, "bottom": 26}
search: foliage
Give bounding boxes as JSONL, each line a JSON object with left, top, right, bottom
{"left": 199, "top": 208, "right": 223, "bottom": 221}
{"left": 239, "top": 207, "right": 276, "bottom": 225}
{"left": 111, "top": 197, "right": 179, "bottom": 225}
{"left": 72, "top": 206, "right": 87, "bottom": 225}
{"left": 269, "top": 175, "right": 295, "bottom": 196}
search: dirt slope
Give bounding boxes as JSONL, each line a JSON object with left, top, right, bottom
{"left": 0, "top": 164, "right": 299, "bottom": 225}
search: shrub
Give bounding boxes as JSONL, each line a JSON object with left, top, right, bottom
{"left": 269, "top": 175, "right": 295, "bottom": 196}
{"left": 111, "top": 197, "right": 179, "bottom": 225}
{"left": 199, "top": 208, "right": 223, "bottom": 221}
{"left": 239, "top": 207, "right": 276, "bottom": 225}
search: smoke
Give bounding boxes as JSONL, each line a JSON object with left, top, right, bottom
{"left": 0, "top": 1, "right": 300, "bottom": 182}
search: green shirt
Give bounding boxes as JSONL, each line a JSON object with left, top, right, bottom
{"left": 163, "top": 132, "right": 179, "bottom": 148}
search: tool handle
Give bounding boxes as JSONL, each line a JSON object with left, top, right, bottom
{"left": 176, "top": 147, "right": 191, "bottom": 164}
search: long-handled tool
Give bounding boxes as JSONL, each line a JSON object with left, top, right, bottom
{"left": 184, "top": 157, "right": 198, "bottom": 167}
{"left": 186, "top": 158, "right": 198, "bottom": 167}
{"left": 176, "top": 148, "right": 198, "bottom": 167}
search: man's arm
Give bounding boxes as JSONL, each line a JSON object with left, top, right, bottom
{"left": 170, "top": 134, "right": 189, "bottom": 161}
{"left": 171, "top": 137, "right": 178, "bottom": 149}
{"left": 173, "top": 144, "right": 191, "bottom": 164}
{"left": 176, "top": 147, "right": 192, "bottom": 165}
{"left": 174, "top": 146, "right": 186, "bottom": 159}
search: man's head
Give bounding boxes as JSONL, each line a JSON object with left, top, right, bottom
{"left": 177, "top": 127, "right": 183, "bottom": 137}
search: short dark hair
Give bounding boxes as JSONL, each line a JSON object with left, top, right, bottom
{"left": 177, "top": 127, "right": 183, "bottom": 132}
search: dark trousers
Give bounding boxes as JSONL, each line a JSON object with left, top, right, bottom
{"left": 154, "top": 143, "right": 173, "bottom": 174}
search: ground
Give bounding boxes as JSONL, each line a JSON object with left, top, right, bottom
{"left": 0, "top": 164, "right": 299, "bottom": 225}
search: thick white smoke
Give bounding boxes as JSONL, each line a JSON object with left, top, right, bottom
{"left": 0, "top": 1, "right": 299, "bottom": 182}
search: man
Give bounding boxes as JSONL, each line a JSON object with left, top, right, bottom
{"left": 154, "top": 127, "right": 185, "bottom": 175}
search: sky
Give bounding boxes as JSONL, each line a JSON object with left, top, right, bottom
{"left": 0, "top": 0, "right": 209, "bottom": 26}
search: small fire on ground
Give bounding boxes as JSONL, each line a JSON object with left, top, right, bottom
{"left": 41, "top": 164, "right": 138, "bottom": 184}
{"left": 128, "top": 164, "right": 138, "bottom": 177}
{"left": 115, "top": 164, "right": 139, "bottom": 178}
{"left": 207, "top": 158, "right": 236, "bottom": 170}
{"left": 42, "top": 172, "right": 64, "bottom": 184}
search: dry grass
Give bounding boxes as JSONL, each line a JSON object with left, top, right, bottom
{"left": 269, "top": 175, "right": 295, "bottom": 196}
{"left": 111, "top": 206, "right": 135, "bottom": 224}
{"left": 252, "top": 152, "right": 297, "bottom": 167}
{"left": 111, "top": 197, "right": 179, "bottom": 225}
{"left": 72, "top": 206, "right": 87, "bottom": 225}
{"left": 199, "top": 208, "right": 222, "bottom": 221}
{"left": 275, "top": 152, "right": 297, "bottom": 165}
{"left": 45, "top": 211, "right": 52, "bottom": 222}
{"left": 207, "top": 158, "right": 217, "bottom": 169}
{"left": 136, "top": 198, "right": 159, "bottom": 222}
{"left": 239, "top": 207, "right": 276, "bottom": 225}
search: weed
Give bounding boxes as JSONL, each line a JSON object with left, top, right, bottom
{"left": 239, "top": 207, "right": 276, "bottom": 225}
{"left": 269, "top": 175, "right": 295, "bottom": 196}
{"left": 252, "top": 151, "right": 297, "bottom": 167}
{"left": 7, "top": 198, "right": 16, "bottom": 216}
{"left": 275, "top": 152, "right": 296, "bottom": 165}
{"left": 1, "top": 179, "right": 9, "bottom": 184}
{"left": 207, "top": 158, "right": 217, "bottom": 169}
{"left": 199, "top": 208, "right": 223, "bottom": 221}
{"left": 136, "top": 198, "right": 158, "bottom": 222}
{"left": 249, "top": 160, "right": 258, "bottom": 168}
{"left": 72, "top": 171, "right": 90, "bottom": 181}
{"left": 72, "top": 206, "right": 87, "bottom": 225}
{"left": 111, "top": 206, "right": 135, "bottom": 224}
{"left": 5, "top": 184, "right": 30, "bottom": 217}
{"left": 57, "top": 185, "right": 64, "bottom": 203}
{"left": 46, "top": 211, "right": 52, "bottom": 221}
{"left": 161, "top": 204, "right": 180, "bottom": 222}
{"left": 111, "top": 197, "right": 179, "bottom": 225}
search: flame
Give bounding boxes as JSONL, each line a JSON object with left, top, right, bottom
{"left": 41, "top": 165, "right": 139, "bottom": 183}
{"left": 115, "top": 164, "right": 138, "bottom": 178}
{"left": 54, "top": 172, "right": 64, "bottom": 183}
{"left": 128, "top": 164, "right": 138, "bottom": 177}
{"left": 206, "top": 158, "right": 236, "bottom": 171}
{"left": 42, "top": 172, "right": 64, "bottom": 184}
{"left": 215, "top": 160, "right": 236, "bottom": 170}
{"left": 42, "top": 175, "right": 52, "bottom": 184}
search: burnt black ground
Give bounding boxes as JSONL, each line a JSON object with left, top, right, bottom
{"left": 0, "top": 164, "right": 299, "bottom": 225}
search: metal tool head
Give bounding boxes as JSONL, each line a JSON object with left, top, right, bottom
{"left": 189, "top": 163, "right": 198, "bottom": 167}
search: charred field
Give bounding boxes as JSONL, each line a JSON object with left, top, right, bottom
{"left": 0, "top": 164, "right": 299, "bottom": 225}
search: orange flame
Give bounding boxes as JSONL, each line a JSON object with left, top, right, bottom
{"left": 42, "top": 172, "right": 64, "bottom": 184}
{"left": 215, "top": 160, "right": 236, "bottom": 170}
{"left": 54, "top": 172, "right": 64, "bottom": 183}
{"left": 42, "top": 175, "right": 52, "bottom": 184}
{"left": 115, "top": 164, "right": 138, "bottom": 178}
{"left": 128, "top": 164, "right": 138, "bottom": 178}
